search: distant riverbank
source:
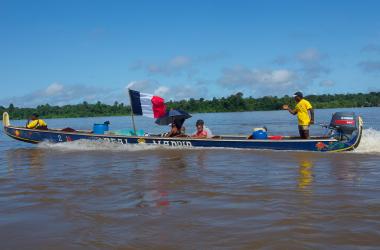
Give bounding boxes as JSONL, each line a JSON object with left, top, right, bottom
{"left": 1, "top": 92, "right": 379, "bottom": 120}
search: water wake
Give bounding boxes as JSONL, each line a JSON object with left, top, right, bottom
{"left": 354, "top": 128, "right": 380, "bottom": 154}
{"left": 38, "top": 139, "right": 163, "bottom": 152}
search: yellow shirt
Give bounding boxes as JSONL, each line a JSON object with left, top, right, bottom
{"left": 27, "top": 119, "right": 47, "bottom": 129}
{"left": 295, "top": 99, "right": 312, "bottom": 126}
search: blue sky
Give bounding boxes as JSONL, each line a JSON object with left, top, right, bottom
{"left": 1, "top": 0, "right": 379, "bottom": 107}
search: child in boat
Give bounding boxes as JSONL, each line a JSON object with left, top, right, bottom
{"left": 192, "top": 119, "right": 208, "bottom": 138}
{"left": 26, "top": 113, "right": 48, "bottom": 130}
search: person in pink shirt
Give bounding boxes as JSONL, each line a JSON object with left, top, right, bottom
{"left": 192, "top": 119, "right": 208, "bottom": 138}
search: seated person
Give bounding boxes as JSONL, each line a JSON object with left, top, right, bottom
{"left": 192, "top": 119, "right": 208, "bottom": 138}
{"left": 167, "top": 120, "right": 182, "bottom": 137}
{"left": 181, "top": 125, "right": 186, "bottom": 134}
{"left": 26, "top": 113, "right": 48, "bottom": 130}
{"left": 61, "top": 127, "right": 76, "bottom": 132}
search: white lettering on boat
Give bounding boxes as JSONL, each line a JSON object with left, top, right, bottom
{"left": 96, "top": 137, "right": 192, "bottom": 148}
{"left": 153, "top": 140, "right": 192, "bottom": 148}
{"left": 98, "top": 137, "right": 126, "bottom": 144}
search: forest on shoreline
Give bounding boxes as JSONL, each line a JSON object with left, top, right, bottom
{"left": 1, "top": 92, "right": 379, "bottom": 120}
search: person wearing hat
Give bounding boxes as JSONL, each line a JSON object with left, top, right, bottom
{"left": 282, "top": 92, "right": 314, "bottom": 139}
{"left": 26, "top": 113, "right": 48, "bottom": 130}
{"left": 192, "top": 119, "right": 208, "bottom": 138}
{"left": 166, "top": 119, "right": 185, "bottom": 137}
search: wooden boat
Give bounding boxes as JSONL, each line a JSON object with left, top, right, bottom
{"left": 2, "top": 112, "right": 363, "bottom": 152}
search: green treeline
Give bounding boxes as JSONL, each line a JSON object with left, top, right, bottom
{"left": 1, "top": 101, "right": 131, "bottom": 120}
{"left": 166, "top": 92, "right": 380, "bottom": 113}
{"left": 1, "top": 92, "right": 379, "bottom": 120}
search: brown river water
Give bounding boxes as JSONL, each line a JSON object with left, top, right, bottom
{"left": 1, "top": 108, "right": 380, "bottom": 249}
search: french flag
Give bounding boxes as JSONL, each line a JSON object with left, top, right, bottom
{"left": 128, "top": 89, "right": 167, "bottom": 118}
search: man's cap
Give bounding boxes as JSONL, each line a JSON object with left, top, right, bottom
{"left": 31, "top": 113, "right": 39, "bottom": 117}
{"left": 196, "top": 119, "right": 204, "bottom": 126}
{"left": 293, "top": 91, "right": 303, "bottom": 98}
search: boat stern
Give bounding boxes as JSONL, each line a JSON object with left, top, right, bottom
{"left": 326, "top": 112, "right": 363, "bottom": 151}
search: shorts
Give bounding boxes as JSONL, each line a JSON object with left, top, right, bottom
{"left": 298, "top": 125, "right": 310, "bottom": 131}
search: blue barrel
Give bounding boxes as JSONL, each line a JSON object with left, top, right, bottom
{"left": 93, "top": 123, "right": 109, "bottom": 134}
{"left": 252, "top": 130, "right": 268, "bottom": 139}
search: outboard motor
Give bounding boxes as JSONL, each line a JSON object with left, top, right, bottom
{"left": 329, "top": 112, "right": 359, "bottom": 141}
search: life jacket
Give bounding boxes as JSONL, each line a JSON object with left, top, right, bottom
{"left": 27, "top": 119, "right": 48, "bottom": 130}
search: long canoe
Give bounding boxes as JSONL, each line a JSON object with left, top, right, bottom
{"left": 2, "top": 112, "right": 363, "bottom": 152}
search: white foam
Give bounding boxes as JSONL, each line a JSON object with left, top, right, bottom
{"left": 38, "top": 139, "right": 163, "bottom": 152}
{"left": 354, "top": 128, "right": 380, "bottom": 154}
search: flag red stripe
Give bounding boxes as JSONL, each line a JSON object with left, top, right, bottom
{"left": 151, "top": 96, "right": 166, "bottom": 118}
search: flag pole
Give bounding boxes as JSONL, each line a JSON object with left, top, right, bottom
{"left": 128, "top": 89, "right": 137, "bottom": 135}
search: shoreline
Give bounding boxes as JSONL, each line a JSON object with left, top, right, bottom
{"left": 2, "top": 91, "right": 379, "bottom": 120}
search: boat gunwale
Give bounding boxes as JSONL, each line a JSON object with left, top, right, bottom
{"left": 4, "top": 125, "right": 339, "bottom": 143}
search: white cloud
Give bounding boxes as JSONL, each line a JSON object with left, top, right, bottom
{"left": 0, "top": 83, "right": 120, "bottom": 107}
{"left": 164, "top": 85, "right": 209, "bottom": 100}
{"left": 296, "top": 48, "right": 330, "bottom": 81}
{"left": 272, "top": 48, "right": 330, "bottom": 84}
{"left": 155, "top": 83, "right": 209, "bottom": 100}
{"left": 126, "top": 79, "right": 158, "bottom": 91}
{"left": 1, "top": 79, "right": 211, "bottom": 108}
{"left": 217, "top": 66, "right": 299, "bottom": 96}
{"left": 44, "top": 83, "right": 64, "bottom": 96}
{"left": 219, "top": 66, "right": 296, "bottom": 86}
{"left": 259, "top": 69, "right": 295, "bottom": 84}
{"left": 125, "top": 79, "right": 208, "bottom": 101}
{"left": 154, "top": 86, "right": 170, "bottom": 96}
{"left": 212, "top": 48, "right": 332, "bottom": 97}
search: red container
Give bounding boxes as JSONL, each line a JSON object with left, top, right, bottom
{"left": 268, "top": 135, "right": 283, "bottom": 140}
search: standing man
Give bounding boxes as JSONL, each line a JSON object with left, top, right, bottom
{"left": 283, "top": 92, "right": 314, "bottom": 139}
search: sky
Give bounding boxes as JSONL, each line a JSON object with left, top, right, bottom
{"left": 0, "top": 0, "right": 380, "bottom": 107}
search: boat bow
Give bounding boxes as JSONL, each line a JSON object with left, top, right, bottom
{"left": 3, "top": 112, "right": 10, "bottom": 127}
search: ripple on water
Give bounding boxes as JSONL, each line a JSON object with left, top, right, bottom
{"left": 1, "top": 110, "right": 380, "bottom": 249}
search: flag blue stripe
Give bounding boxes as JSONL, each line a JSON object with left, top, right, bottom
{"left": 129, "top": 89, "right": 143, "bottom": 115}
